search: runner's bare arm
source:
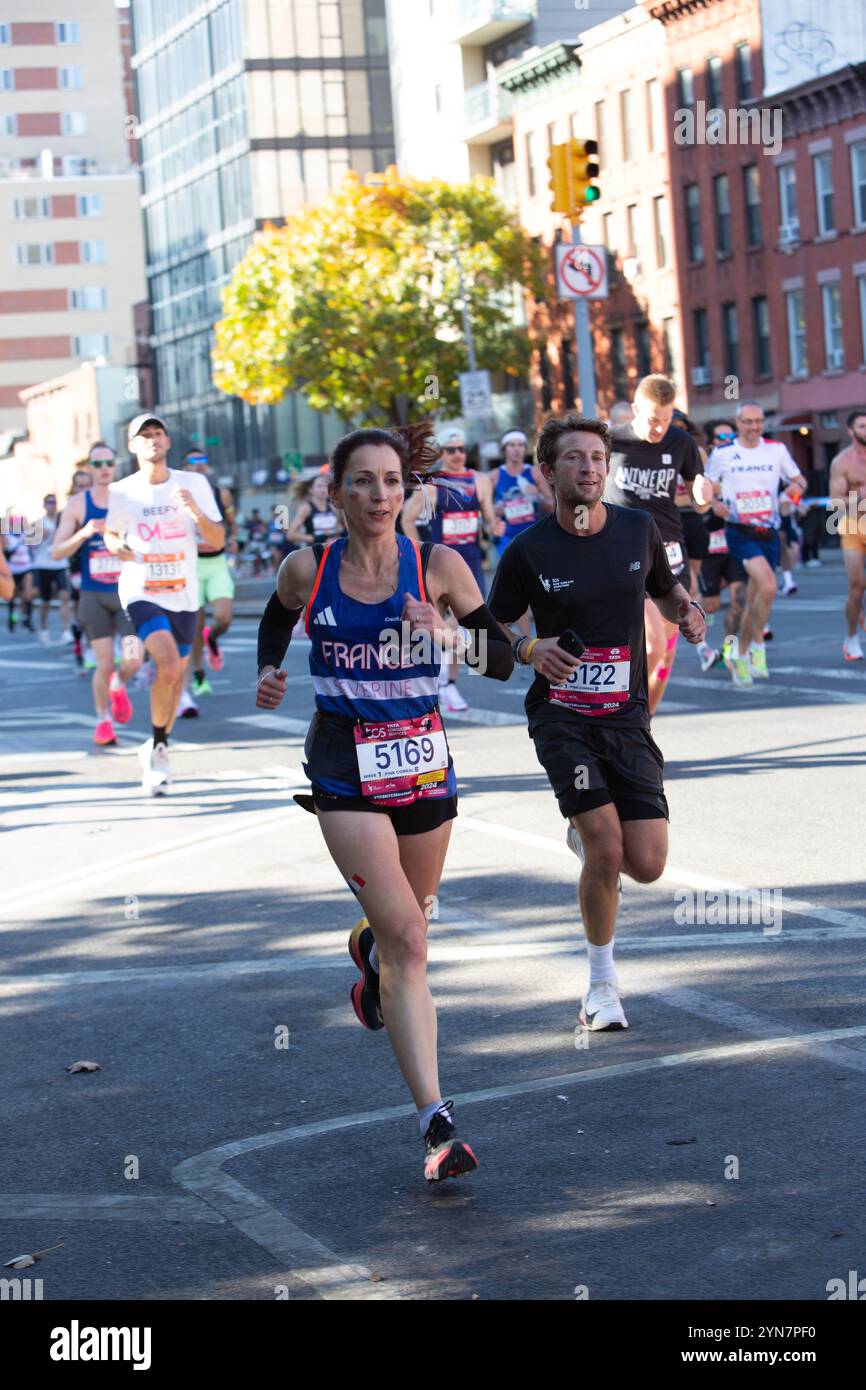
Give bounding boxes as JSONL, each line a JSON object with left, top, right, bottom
{"left": 0, "top": 547, "right": 12, "bottom": 602}
{"left": 828, "top": 455, "right": 849, "bottom": 504}
{"left": 475, "top": 472, "right": 505, "bottom": 537}
{"left": 652, "top": 583, "right": 706, "bottom": 642}
{"left": 176, "top": 488, "right": 224, "bottom": 550}
{"left": 400, "top": 485, "right": 432, "bottom": 545}
{"left": 102, "top": 528, "right": 137, "bottom": 561}
{"left": 418, "top": 544, "right": 514, "bottom": 679}
{"left": 50, "top": 496, "right": 90, "bottom": 560}
{"left": 284, "top": 502, "right": 312, "bottom": 545}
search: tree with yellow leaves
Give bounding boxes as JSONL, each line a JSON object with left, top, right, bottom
{"left": 212, "top": 169, "right": 544, "bottom": 426}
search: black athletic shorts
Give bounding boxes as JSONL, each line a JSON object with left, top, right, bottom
{"left": 298, "top": 711, "right": 458, "bottom": 836}
{"left": 530, "top": 713, "right": 669, "bottom": 822}
{"left": 35, "top": 568, "right": 69, "bottom": 602}
{"left": 681, "top": 510, "right": 709, "bottom": 562}
{"left": 699, "top": 553, "right": 747, "bottom": 599}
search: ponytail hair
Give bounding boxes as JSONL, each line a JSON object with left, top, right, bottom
{"left": 329, "top": 421, "right": 441, "bottom": 492}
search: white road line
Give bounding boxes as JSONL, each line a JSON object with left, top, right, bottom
{"left": 655, "top": 986, "right": 866, "bottom": 1075}
{"left": 0, "top": 751, "right": 87, "bottom": 765}
{"left": 171, "top": 1022, "right": 866, "bottom": 1301}
{"left": 0, "top": 803, "right": 302, "bottom": 914}
{"left": 456, "top": 815, "right": 866, "bottom": 931}
{"left": 3, "top": 922, "right": 863, "bottom": 995}
{"left": 770, "top": 665, "right": 866, "bottom": 683}
{"left": 669, "top": 675, "right": 864, "bottom": 705}
{"left": 0, "top": 1193, "right": 225, "bottom": 1223}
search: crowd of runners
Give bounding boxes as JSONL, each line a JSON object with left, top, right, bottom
{"left": 2, "top": 380, "right": 864, "bottom": 1183}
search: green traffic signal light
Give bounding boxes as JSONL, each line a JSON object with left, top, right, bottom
{"left": 585, "top": 186, "right": 600, "bottom": 202}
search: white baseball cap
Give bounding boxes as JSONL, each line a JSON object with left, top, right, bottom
{"left": 437, "top": 427, "right": 466, "bottom": 448}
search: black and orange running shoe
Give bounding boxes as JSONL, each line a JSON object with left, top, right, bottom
{"left": 423, "top": 1101, "right": 478, "bottom": 1184}
{"left": 348, "top": 918, "right": 383, "bottom": 1031}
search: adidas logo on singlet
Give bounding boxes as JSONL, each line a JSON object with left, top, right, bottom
{"left": 313, "top": 606, "right": 337, "bottom": 627}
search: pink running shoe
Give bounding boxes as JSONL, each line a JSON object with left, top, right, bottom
{"left": 109, "top": 681, "right": 133, "bottom": 724}
{"left": 93, "top": 718, "right": 117, "bottom": 747}
{"left": 203, "top": 625, "right": 224, "bottom": 672}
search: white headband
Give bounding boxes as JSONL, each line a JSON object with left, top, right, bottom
{"left": 501, "top": 430, "right": 527, "bottom": 447}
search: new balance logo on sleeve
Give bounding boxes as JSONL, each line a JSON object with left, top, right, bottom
{"left": 313, "top": 606, "right": 338, "bottom": 627}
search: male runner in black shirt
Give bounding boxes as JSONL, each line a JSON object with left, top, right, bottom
{"left": 605, "top": 375, "right": 713, "bottom": 712}
{"left": 489, "top": 413, "right": 706, "bottom": 1031}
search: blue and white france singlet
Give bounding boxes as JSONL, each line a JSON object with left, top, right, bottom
{"left": 304, "top": 535, "right": 457, "bottom": 798}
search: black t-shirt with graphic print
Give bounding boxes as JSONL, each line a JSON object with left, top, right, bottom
{"left": 604, "top": 423, "right": 703, "bottom": 543}
{"left": 488, "top": 506, "right": 677, "bottom": 730}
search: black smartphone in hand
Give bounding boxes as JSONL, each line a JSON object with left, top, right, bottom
{"left": 558, "top": 629, "right": 585, "bottom": 658}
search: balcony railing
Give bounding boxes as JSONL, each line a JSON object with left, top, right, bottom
{"left": 463, "top": 79, "right": 514, "bottom": 143}
{"left": 453, "top": 0, "right": 535, "bottom": 46}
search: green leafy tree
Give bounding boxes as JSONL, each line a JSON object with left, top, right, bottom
{"left": 212, "top": 168, "right": 545, "bottom": 425}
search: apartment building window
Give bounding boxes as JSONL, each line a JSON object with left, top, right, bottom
{"left": 752, "top": 296, "right": 771, "bottom": 376}
{"left": 434, "top": 85, "right": 442, "bottom": 116}
{"left": 858, "top": 274, "right": 866, "bottom": 363}
{"left": 722, "top": 303, "right": 739, "bottom": 377}
{"left": 77, "top": 193, "right": 102, "bottom": 217}
{"left": 612, "top": 328, "right": 628, "bottom": 397}
{"left": 743, "top": 165, "right": 762, "bottom": 246}
{"left": 0, "top": 113, "right": 15, "bottom": 136}
{"left": 646, "top": 79, "right": 662, "bottom": 153}
{"left": 0, "top": 68, "right": 12, "bottom": 91}
{"left": 59, "top": 66, "right": 83, "bottom": 90}
{"left": 626, "top": 204, "right": 640, "bottom": 263}
{"left": 595, "top": 100, "right": 606, "bottom": 168}
{"left": 785, "top": 288, "right": 808, "bottom": 376}
{"left": 81, "top": 239, "right": 105, "bottom": 263}
{"left": 736, "top": 42, "right": 753, "bottom": 102}
{"left": 15, "top": 243, "right": 55, "bottom": 266}
{"left": 663, "top": 318, "right": 676, "bottom": 375}
{"left": 653, "top": 195, "right": 669, "bottom": 267}
{"left": 851, "top": 141, "right": 866, "bottom": 227}
{"left": 813, "top": 152, "right": 835, "bottom": 235}
{"left": 693, "top": 308, "right": 710, "bottom": 371}
{"left": 13, "top": 196, "right": 50, "bottom": 219}
{"left": 61, "top": 111, "right": 87, "bottom": 135}
{"left": 56, "top": 21, "right": 80, "bottom": 44}
{"left": 70, "top": 286, "right": 107, "bottom": 311}
{"left": 822, "top": 283, "right": 844, "bottom": 369}
{"left": 707, "top": 56, "right": 723, "bottom": 110}
{"left": 620, "top": 89, "right": 634, "bottom": 162}
{"left": 778, "top": 163, "right": 798, "bottom": 237}
{"left": 685, "top": 183, "right": 703, "bottom": 262}
{"left": 714, "top": 174, "right": 731, "bottom": 254}
{"left": 678, "top": 68, "right": 694, "bottom": 110}
{"left": 636, "top": 321, "right": 652, "bottom": 378}
{"left": 526, "top": 130, "right": 543, "bottom": 199}
{"left": 0, "top": 24, "right": 10, "bottom": 44}
{"left": 74, "top": 334, "right": 110, "bottom": 358}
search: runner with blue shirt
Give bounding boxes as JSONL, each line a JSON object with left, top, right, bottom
{"left": 256, "top": 421, "right": 513, "bottom": 1184}
{"left": 489, "top": 429, "right": 554, "bottom": 641}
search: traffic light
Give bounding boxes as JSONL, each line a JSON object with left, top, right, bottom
{"left": 568, "top": 138, "right": 600, "bottom": 219}
{"left": 547, "top": 142, "right": 571, "bottom": 215}
{"left": 547, "top": 138, "right": 600, "bottom": 221}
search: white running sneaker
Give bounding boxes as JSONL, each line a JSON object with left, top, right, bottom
{"left": 61, "top": 627, "right": 74, "bottom": 643}
{"left": 804, "top": 558, "right": 822, "bottom": 569}
{"left": 843, "top": 634, "right": 864, "bottom": 663}
{"left": 781, "top": 573, "right": 798, "bottom": 595}
{"left": 137, "top": 739, "right": 171, "bottom": 796}
{"left": 439, "top": 682, "right": 468, "bottom": 712}
{"left": 178, "top": 687, "right": 200, "bottom": 718}
{"left": 566, "top": 823, "right": 623, "bottom": 906}
{"left": 38, "top": 629, "right": 51, "bottom": 646}
{"left": 699, "top": 645, "right": 720, "bottom": 673}
{"left": 580, "top": 980, "right": 629, "bottom": 1031}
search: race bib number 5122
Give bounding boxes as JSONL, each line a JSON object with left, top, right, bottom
{"left": 548, "top": 645, "right": 631, "bottom": 717}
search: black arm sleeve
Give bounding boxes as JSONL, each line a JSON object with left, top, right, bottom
{"left": 257, "top": 591, "right": 302, "bottom": 674}
{"left": 454, "top": 602, "right": 515, "bottom": 681}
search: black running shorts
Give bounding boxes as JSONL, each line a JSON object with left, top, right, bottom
{"left": 680, "top": 510, "right": 709, "bottom": 562}
{"left": 530, "top": 714, "right": 669, "bottom": 822}
{"left": 699, "top": 552, "right": 747, "bottom": 599}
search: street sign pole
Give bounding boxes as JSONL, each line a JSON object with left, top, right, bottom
{"left": 571, "top": 222, "right": 597, "bottom": 418}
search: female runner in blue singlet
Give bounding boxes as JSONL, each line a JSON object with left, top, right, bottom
{"left": 255, "top": 422, "right": 514, "bottom": 1184}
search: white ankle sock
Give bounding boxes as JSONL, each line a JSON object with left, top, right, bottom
{"left": 587, "top": 938, "right": 616, "bottom": 986}
{"left": 418, "top": 1099, "right": 448, "bottom": 1136}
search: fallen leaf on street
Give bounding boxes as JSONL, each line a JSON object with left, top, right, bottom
{"left": 666, "top": 1137, "right": 697, "bottom": 1145}
{"left": 4, "top": 1242, "right": 63, "bottom": 1268}
{"left": 369, "top": 1273, "right": 385, "bottom": 1283}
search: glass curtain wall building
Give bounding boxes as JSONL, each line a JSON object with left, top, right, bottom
{"left": 131, "top": 0, "right": 393, "bottom": 486}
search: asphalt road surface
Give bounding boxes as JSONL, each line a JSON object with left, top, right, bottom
{"left": 1, "top": 554, "right": 864, "bottom": 1302}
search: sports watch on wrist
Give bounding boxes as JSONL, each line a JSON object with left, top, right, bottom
{"left": 689, "top": 600, "right": 707, "bottom": 622}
